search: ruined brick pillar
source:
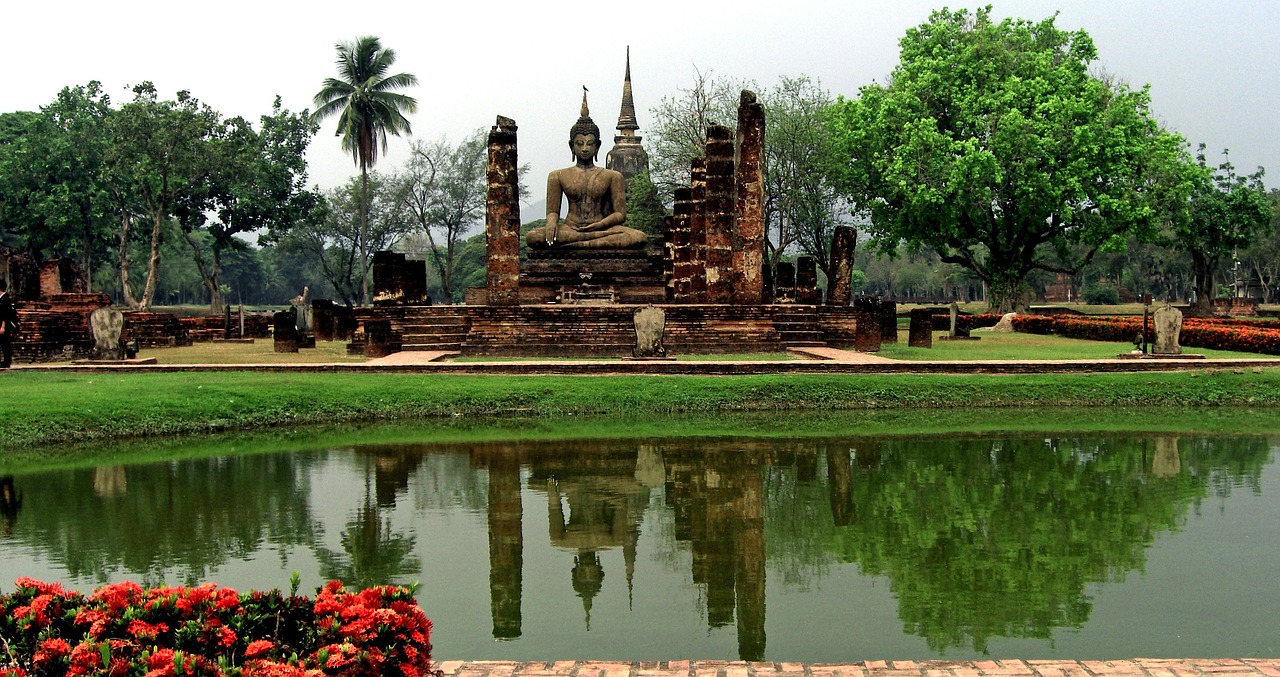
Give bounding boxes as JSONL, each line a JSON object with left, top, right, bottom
{"left": 908, "top": 308, "right": 934, "bottom": 348}
{"left": 795, "top": 256, "right": 820, "bottom": 304}
{"left": 853, "top": 296, "right": 882, "bottom": 352}
{"left": 879, "top": 300, "right": 898, "bottom": 343}
{"left": 734, "top": 91, "right": 766, "bottom": 305}
{"left": 689, "top": 158, "right": 708, "bottom": 302}
{"left": 704, "top": 125, "right": 736, "bottom": 304}
{"left": 485, "top": 116, "right": 521, "bottom": 306}
{"left": 826, "top": 225, "right": 857, "bottom": 306}
{"left": 775, "top": 261, "right": 796, "bottom": 303}
{"left": 669, "top": 188, "right": 693, "bottom": 302}
{"left": 762, "top": 261, "right": 775, "bottom": 304}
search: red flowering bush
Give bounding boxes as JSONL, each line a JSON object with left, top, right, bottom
{"left": 1008, "top": 314, "right": 1280, "bottom": 355}
{"left": 0, "top": 578, "right": 433, "bottom": 677}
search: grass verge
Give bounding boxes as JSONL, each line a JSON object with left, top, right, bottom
{"left": 4, "top": 368, "right": 1280, "bottom": 451}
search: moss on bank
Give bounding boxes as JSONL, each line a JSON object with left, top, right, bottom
{"left": 3, "top": 368, "right": 1280, "bottom": 453}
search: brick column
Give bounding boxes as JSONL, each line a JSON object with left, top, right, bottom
{"left": 879, "top": 300, "right": 898, "bottom": 343}
{"left": 704, "top": 125, "right": 736, "bottom": 304}
{"left": 485, "top": 116, "right": 521, "bottom": 306}
{"left": 734, "top": 91, "right": 766, "bottom": 305}
{"left": 796, "top": 256, "right": 820, "bottom": 304}
{"left": 774, "top": 261, "right": 796, "bottom": 303}
{"left": 853, "top": 296, "right": 882, "bottom": 352}
{"left": 669, "top": 188, "right": 693, "bottom": 302}
{"left": 908, "top": 308, "right": 934, "bottom": 348}
{"left": 689, "top": 158, "right": 708, "bottom": 302}
{"left": 826, "top": 225, "right": 857, "bottom": 306}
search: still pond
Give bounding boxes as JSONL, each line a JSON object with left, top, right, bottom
{"left": 0, "top": 431, "right": 1277, "bottom": 662}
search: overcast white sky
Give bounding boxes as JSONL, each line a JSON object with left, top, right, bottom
{"left": 5, "top": 0, "right": 1278, "bottom": 218}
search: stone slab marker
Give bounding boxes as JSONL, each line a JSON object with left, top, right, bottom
{"left": 853, "top": 296, "right": 882, "bottom": 352}
{"left": 908, "top": 308, "right": 934, "bottom": 348}
{"left": 734, "top": 90, "right": 766, "bottom": 305}
{"left": 89, "top": 307, "right": 125, "bottom": 360}
{"left": 273, "top": 309, "right": 300, "bottom": 353}
{"left": 632, "top": 305, "right": 667, "bottom": 358}
{"left": 795, "top": 256, "right": 820, "bottom": 304}
{"left": 1152, "top": 304, "right": 1183, "bottom": 355}
{"left": 485, "top": 116, "right": 521, "bottom": 306}
{"left": 704, "top": 125, "right": 736, "bottom": 303}
{"left": 827, "top": 225, "right": 857, "bottom": 306}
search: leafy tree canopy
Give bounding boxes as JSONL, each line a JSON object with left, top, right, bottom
{"left": 826, "top": 7, "right": 1193, "bottom": 312}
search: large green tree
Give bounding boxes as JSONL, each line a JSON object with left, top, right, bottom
{"left": 826, "top": 7, "right": 1192, "bottom": 312}
{"left": 105, "top": 83, "right": 222, "bottom": 310}
{"left": 1171, "top": 149, "right": 1270, "bottom": 313}
{"left": 179, "top": 99, "right": 321, "bottom": 312}
{"left": 312, "top": 35, "right": 418, "bottom": 305}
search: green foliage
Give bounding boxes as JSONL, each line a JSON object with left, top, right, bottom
{"left": 623, "top": 169, "right": 667, "bottom": 236}
{"left": 826, "top": 7, "right": 1193, "bottom": 313}
{"left": 1170, "top": 148, "right": 1271, "bottom": 311}
{"left": 1081, "top": 280, "right": 1121, "bottom": 305}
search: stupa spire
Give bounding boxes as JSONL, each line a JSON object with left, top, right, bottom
{"left": 616, "top": 47, "right": 639, "bottom": 132}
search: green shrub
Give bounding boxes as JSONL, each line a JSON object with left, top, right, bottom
{"left": 1081, "top": 282, "right": 1120, "bottom": 305}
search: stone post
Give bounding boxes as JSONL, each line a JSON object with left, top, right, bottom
{"left": 762, "top": 262, "right": 775, "bottom": 304}
{"left": 879, "top": 300, "right": 898, "bottom": 343}
{"left": 827, "top": 225, "right": 857, "bottom": 306}
{"left": 689, "top": 158, "right": 708, "bottom": 302}
{"left": 704, "top": 125, "right": 736, "bottom": 303}
{"left": 312, "top": 299, "right": 335, "bottom": 342}
{"left": 1153, "top": 305, "right": 1184, "bottom": 355}
{"left": 273, "top": 309, "right": 300, "bottom": 353}
{"left": 362, "top": 319, "right": 396, "bottom": 358}
{"left": 908, "top": 308, "right": 934, "bottom": 348}
{"left": 485, "top": 116, "right": 521, "bottom": 306}
{"left": 795, "top": 256, "right": 820, "bottom": 304}
{"left": 853, "top": 296, "right": 882, "bottom": 352}
{"left": 734, "top": 90, "right": 766, "bottom": 305}
{"left": 669, "top": 188, "right": 693, "bottom": 302}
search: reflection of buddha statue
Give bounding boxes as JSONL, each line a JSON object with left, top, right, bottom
{"left": 526, "top": 88, "right": 647, "bottom": 250}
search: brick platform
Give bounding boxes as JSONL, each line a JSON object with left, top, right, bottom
{"left": 433, "top": 659, "right": 1280, "bottom": 677}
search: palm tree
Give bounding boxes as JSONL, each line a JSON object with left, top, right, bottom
{"left": 312, "top": 35, "right": 418, "bottom": 304}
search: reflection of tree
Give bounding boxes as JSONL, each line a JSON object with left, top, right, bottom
{"left": 315, "top": 463, "right": 420, "bottom": 590}
{"left": 8, "top": 454, "right": 323, "bottom": 586}
{"left": 816, "top": 435, "right": 1270, "bottom": 653}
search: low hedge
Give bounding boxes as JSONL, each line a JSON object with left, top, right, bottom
{"left": 0, "top": 578, "right": 432, "bottom": 677}
{"left": 1010, "top": 314, "right": 1280, "bottom": 355}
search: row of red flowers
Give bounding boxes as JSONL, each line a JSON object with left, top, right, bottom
{"left": 0, "top": 577, "right": 432, "bottom": 677}
{"left": 1009, "top": 314, "right": 1280, "bottom": 355}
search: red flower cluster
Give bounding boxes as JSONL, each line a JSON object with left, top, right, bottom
{"left": 0, "top": 579, "right": 433, "bottom": 677}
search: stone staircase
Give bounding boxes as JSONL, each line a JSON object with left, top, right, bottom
{"left": 771, "top": 306, "right": 828, "bottom": 347}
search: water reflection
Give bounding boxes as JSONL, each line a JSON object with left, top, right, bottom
{"left": 0, "top": 433, "right": 1272, "bottom": 661}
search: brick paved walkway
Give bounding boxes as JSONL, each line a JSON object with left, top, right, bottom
{"left": 434, "top": 659, "right": 1280, "bottom": 677}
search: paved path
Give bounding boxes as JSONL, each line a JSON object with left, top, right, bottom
{"left": 434, "top": 659, "right": 1280, "bottom": 677}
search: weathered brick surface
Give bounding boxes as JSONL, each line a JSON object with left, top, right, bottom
{"left": 486, "top": 116, "right": 521, "bottom": 306}
{"left": 734, "top": 90, "right": 766, "bottom": 305}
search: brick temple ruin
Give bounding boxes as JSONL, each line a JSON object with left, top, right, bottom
{"left": 352, "top": 75, "right": 863, "bottom": 358}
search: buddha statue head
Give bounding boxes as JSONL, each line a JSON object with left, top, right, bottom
{"left": 569, "top": 87, "right": 602, "bottom": 162}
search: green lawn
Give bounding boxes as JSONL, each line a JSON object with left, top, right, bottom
{"left": 874, "top": 329, "right": 1280, "bottom": 361}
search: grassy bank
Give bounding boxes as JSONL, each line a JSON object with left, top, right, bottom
{"left": 3, "top": 368, "right": 1280, "bottom": 450}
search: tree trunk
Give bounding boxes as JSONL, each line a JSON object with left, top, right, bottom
{"left": 136, "top": 206, "right": 167, "bottom": 311}
{"left": 118, "top": 209, "right": 141, "bottom": 310}
{"left": 183, "top": 229, "right": 222, "bottom": 313}
{"left": 987, "top": 277, "right": 1029, "bottom": 314}
{"left": 359, "top": 168, "right": 369, "bottom": 306}
{"left": 1190, "top": 250, "right": 1215, "bottom": 314}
